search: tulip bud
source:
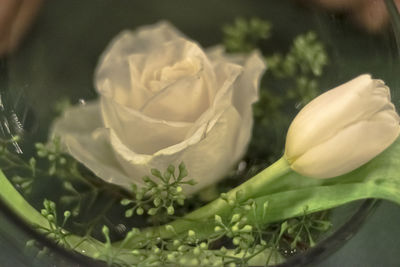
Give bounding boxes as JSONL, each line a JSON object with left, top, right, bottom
{"left": 285, "top": 74, "right": 400, "bottom": 178}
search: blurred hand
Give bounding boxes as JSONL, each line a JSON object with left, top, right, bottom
{"left": 303, "top": 0, "right": 400, "bottom": 32}
{"left": 0, "top": 0, "right": 43, "bottom": 55}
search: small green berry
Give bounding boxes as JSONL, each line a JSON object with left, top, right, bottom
{"left": 214, "top": 226, "right": 222, "bottom": 232}
{"left": 167, "top": 206, "right": 174, "bottom": 215}
{"left": 136, "top": 207, "right": 144, "bottom": 215}
{"left": 148, "top": 208, "right": 158, "bottom": 216}
{"left": 63, "top": 211, "right": 71, "bottom": 219}
{"left": 188, "top": 230, "right": 195, "bottom": 237}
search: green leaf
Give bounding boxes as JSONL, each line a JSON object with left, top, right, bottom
{"left": 245, "top": 138, "right": 400, "bottom": 226}
{"left": 151, "top": 168, "right": 162, "bottom": 179}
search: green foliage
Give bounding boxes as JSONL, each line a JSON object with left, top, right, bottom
{"left": 267, "top": 32, "right": 328, "bottom": 78}
{"left": 221, "top": 19, "right": 329, "bottom": 163}
{"left": 1, "top": 137, "right": 37, "bottom": 194}
{"left": 223, "top": 17, "right": 271, "bottom": 53}
{"left": 258, "top": 31, "right": 328, "bottom": 113}
{"left": 35, "top": 137, "right": 67, "bottom": 176}
{"left": 121, "top": 162, "right": 194, "bottom": 218}
{"left": 0, "top": 135, "right": 331, "bottom": 266}
{"left": 36, "top": 199, "right": 72, "bottom": 249}
{"left": 280, "top": 209, "right": 331, "bottom": 249}
{"left": 265, "top": 31, "right": 328, "bottom": 105}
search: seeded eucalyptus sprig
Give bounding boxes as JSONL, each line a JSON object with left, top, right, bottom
{"left": 35, "top": 137, "right": 68, "bottom": 176}
{"left": 265, "top": 31, "right": 328, "bottom": 105}
{"left": 223, "top": 17, "right": 271, "bottom": 53}
{"left": 222, "top": 18, "right": 329, "bottom": 163}
{"left": 1, "top": 135, "right": 334, "bottom": 266}
{"left": 36, "top": 199, "right": 72, "bottom": 249}
{"left": 121, "top": 162, "right": 195, "bottom": 217}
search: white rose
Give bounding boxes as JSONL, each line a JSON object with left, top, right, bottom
{"left": 285, "top": 74, "right": 400, "bottom": 178}
{"left": 51, "top": 21, "right": 265, "bottom": 193}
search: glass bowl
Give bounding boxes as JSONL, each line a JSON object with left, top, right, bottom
{"left": 0, "top": 0, "right": 399, "bottom": 266}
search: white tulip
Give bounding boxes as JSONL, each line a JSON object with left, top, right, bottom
{"left": 285, "top": 74, "right": 400, "bottom": 178}
{"left": 51, "top": 21, "right": 265, "bottom": 193}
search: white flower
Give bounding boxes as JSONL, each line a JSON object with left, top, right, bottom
{"left": 285, "top": 74, "right": 400, "bottom": 178}
{"left": 51, "top": 21, "right": 265, "bottom": 193}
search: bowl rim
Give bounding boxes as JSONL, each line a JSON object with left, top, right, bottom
{"left": 0, "top": 187, "right": 379, "bottom": 267}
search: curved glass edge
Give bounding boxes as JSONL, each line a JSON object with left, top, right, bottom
{"left": 0, "top": 165, "right": 379, "bottom": 267}
{"left": 272, "top": 199, "right": 378, "bottom": 267}
{"left": 0, "top": 173, "right": 104, "bottom": 267}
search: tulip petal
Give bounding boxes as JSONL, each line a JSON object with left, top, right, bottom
{"left": 292, "top": 112, "right": 400, "bottom": 178}
{"left": 286, "top": 74, "right": 396, "bottom": 162}
{"left": 287, "top": 73, "right": 400, "bottom": 179}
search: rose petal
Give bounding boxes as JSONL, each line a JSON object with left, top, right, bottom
{"left": 101, "top": 97, "right": 194, "bottom": 154}
{"left": 231, "top": 51, "right": 265, "bottom": 115}
{"left": 95, "top": 21, "right": 188, "bottom": 108}
{"left": 140, "top": 39, "right": 212, "bottom": 87}
{"left": 111, "top": 106, "right": 243, "bottom": 194}
{"left": 230, "top": 51, "right": 265, "bottom": 160}
{"left": 51, "top": 102, "right": 133, "bottom": 186}
{"left": 99, "top": 21, "right": 183, "bottom": 62}
{"left": 183, "top": 61, "right": 243, "bottom": 138}
{"left": 53, "top": 22, "right": 266, "bottom": 194}
{"left": 207, "top": 46, "right": 266, "bottom": 115}
{"left": 52, "top": 101, "right": 247, "bottom": 193}
{"left": 141, "top": 74, "right": 209, "bottom": 122}
{"left": 233, "top": 106, "right": 254, "bottom": 160}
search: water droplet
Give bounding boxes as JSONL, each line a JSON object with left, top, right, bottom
{"left": 236, "top": 161, "right": 247, "bottom": 174}
{"left": 78, "top": 99, "right": 86, "bottom": 105}
{"left": 295, "top": 102, "right": 303, "bottom": 110}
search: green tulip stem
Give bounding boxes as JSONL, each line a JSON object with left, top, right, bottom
{"left": 119, "top": 156, "right": 291, "bottom": 247}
